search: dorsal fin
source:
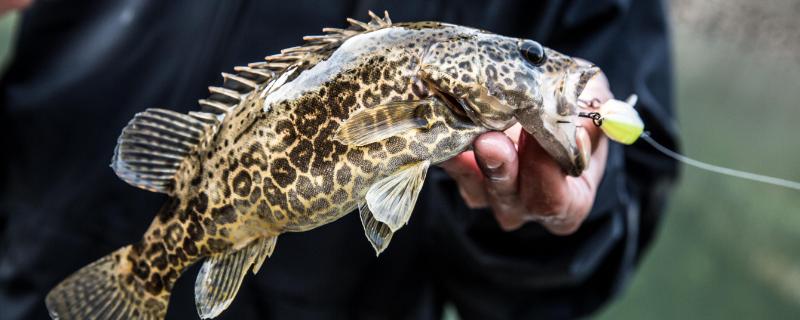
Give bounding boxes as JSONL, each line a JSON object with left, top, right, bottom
{"left": 111, "top": 11, "right": 394, "bottom": 195}
{"left": 111, "top": 109, "right": 218, "bottom": 195}
{"left": 196, "top": 10, "right": 393, "bottom": 119}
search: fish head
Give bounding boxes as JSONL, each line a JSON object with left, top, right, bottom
{"left": 420, "top": 31, "right": 599, "bottom": 176}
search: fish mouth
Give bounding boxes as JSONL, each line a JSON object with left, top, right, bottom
{"left": 560, "top": 64, "right": 601, "bottom": 116}
{"left": 516, "top": 63, "right": 601, "bottom": 177}
{"left": 558, "top": 64, "right": 601, "bottom": 175}
{"left": 574, "top": 65, "right": 600, "bottom": 103}
{"left": 569, "top": 64, "right": 601, "bottom": 170}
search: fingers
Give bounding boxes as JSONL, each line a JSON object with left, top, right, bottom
{"left": 441, "top": 73, "right": 612, "bottom": 234}
{"left": 581, "top": 135, "right": 609, "bottom": 194}
{"left": 503, "top": 123, "right": 523, "bottom": 146}
{"left": 473, "top": 132, "right": 525, "bottom": 230}
{"left": 440, "top": 63, "right": 613, "bottom": 234}
{"left": 439, "top": 130, "right": 523, "bottom": 214}
{"left": 516, "top": 128, "right": 607, "bottom": 236}
{"left": 474, "top": 132, "right": 518, "bottom": 197}
{"left": 551, "top": 135, "right": 609, "bottom": 235}
{"left": 439, "top": 151, "right": 489, "bottom": 208}
{"left": 441, "top": 127, "right": 608, "bottom": 234}
{"left": 518, "top": 131, "right": 572, "bottom": 219}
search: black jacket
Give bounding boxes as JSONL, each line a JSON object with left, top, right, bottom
{"left": 0, "top": 1, "right": 678, "bottom": 319}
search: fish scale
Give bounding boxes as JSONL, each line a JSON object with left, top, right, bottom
{"left": 45, "top": 11, "right": 600, "bottom": 319}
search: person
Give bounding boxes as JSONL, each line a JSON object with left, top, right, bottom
{"left": 0, "top": 0, "right": 678, "bottom": 319}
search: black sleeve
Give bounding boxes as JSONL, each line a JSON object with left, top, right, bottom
{"left": 420, "top": 0, "right": 679, "bottom": 318}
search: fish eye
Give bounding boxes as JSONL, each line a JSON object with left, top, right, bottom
{"left": 520, "top": 40, "right": 546, "bottom": 66}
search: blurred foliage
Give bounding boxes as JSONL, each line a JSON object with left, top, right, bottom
{"left": 2, "top": 5, "right": 800, "bottom": 320}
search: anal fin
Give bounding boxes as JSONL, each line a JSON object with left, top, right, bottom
{"left": 194, "top": 236, "right": 277, "bottom": 319}
{"left": 251, "top": 236, "right": 277, "bottom": 274}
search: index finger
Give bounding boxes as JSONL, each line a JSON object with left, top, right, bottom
{"left": 439, "top": 151, "right": 490, "bottom": 208}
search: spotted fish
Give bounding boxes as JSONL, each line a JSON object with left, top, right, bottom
{"left": 45, "top": 11, "right": 599, "bottom": 319}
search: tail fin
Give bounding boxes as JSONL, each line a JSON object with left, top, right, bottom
{"left": 45, "top": 246, "right": 169, "bottom": 320}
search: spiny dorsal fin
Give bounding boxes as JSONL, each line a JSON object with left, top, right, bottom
{"left": 111, "top": 108, "right": 216, "bottom": 195}
{"left": 113, "top": 11, "right": 395, "bottom": 195}
{"left": 262, "top": 9, "right": 392, "bottom": 69}
{"left": 195, "top": 237, "right": 277, "bottom": 319}
{"left": 197, "top": 11, "right": 392, "bottom": 119}
{"left": 196, "top": 64, "right": 276, "bottom": 117}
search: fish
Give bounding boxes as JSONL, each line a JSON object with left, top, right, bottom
{"left": 45, "top": 11, "right": 600, "bottom": 320}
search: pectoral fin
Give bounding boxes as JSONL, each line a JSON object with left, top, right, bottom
{"left": 359, "top": 201, "right": 394, "bottom": 255}
{"left": 194, "top": 236, "right": 277, "bottom": 319}
{"left": 334, "top": 99, "right": 435, "bottom": 146}
{"left": 366, "top": 161, "right": 430, "bottom": 232}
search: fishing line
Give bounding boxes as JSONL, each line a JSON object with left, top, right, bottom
{"left": 580, "top": 94, "right": 800, "bottom": 191}
{"left": 639, "top": 132, "right": 800, "bottom": 191}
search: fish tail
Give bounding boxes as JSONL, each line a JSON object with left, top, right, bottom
{"left": 45, "top": 245, "right": 171, "bottom": 320}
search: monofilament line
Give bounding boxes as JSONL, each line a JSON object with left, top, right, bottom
{"left": 640, "top": 132, "right": 800, "bottom": 191}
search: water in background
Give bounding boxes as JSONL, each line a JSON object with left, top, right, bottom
{"left": 2, "top": 2, "right": 800, "bottom": 318}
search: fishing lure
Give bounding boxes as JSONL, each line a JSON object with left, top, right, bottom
{"left": 582, "top": 95, "right": 800, "bottom": 191}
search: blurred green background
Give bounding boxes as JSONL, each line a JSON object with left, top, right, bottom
{"left": 597, "top": 1, "right": 800, "bottom": 318}
{"left": 597, "top": 31, "right": 800, "bottom": 320}
{"left": 2, "top": 1, "right": 799, "bottom": 318}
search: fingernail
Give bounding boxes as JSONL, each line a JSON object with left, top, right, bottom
{"left": 479, "top": 158, "right": 507, "bottom": 181}
{"left": 474, "top": 134, "right": 512, "bottom": 178}
{"left": 497, "top": 213, "right": 523, "bottom": 231}
{"left": 484, "top": 158, "right": 502, "bottom": 170}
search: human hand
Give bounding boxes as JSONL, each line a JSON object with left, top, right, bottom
{"left": 440, "top": 72, "right": 612, "bottom": 235}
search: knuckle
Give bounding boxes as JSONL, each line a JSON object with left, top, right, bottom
{"left": 548, "top": 220, "right": 581, "bottom": 236}
{"left": 460, "top": 187, "right": 488, "bottom": 209}
{"left": 487, "top": 187, "right": 515, "bottom": 202}
{"left": 526, "top": 196, "right": 569, "bottom": 217}
{"left": 548, "top": 200, "right": 570, "bottom": 216}
{"left": 465, "top": 200, "right": 488, "bottom": 209}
